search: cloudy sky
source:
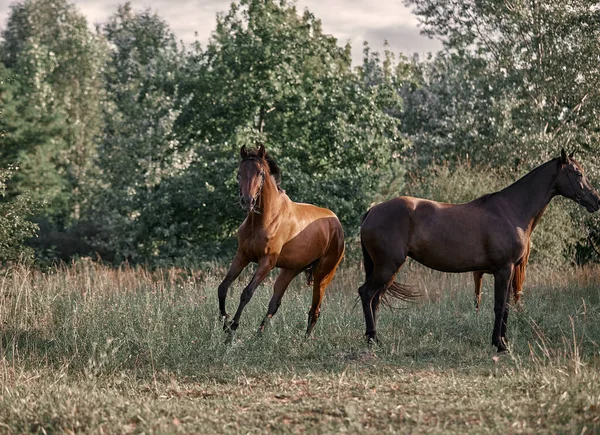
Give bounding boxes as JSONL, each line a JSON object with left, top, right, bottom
{"left": 0, "top": 0, "right": 441, "bottom": 61}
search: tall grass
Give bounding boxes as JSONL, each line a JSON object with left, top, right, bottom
{"left": 0, "top": 260, "right": 599, "bottom": 432}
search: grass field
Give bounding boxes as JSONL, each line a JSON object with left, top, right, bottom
{"left": 1, "top": 259, "right": 599, "bottom": 433}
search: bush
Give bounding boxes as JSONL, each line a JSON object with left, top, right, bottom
{"left": 0, "top": 166, "right": 40, "bottom": 263}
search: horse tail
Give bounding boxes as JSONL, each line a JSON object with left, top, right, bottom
{"left": 512, "top": 259, "right": 527, "bottom": 303}
{"left": 382, "top": 281, "right": 420, "bottom": 304}
{"left": 360, "top": 209, "right": 419, "bottom": 304}
{"left": 305, "top": 262, "right": 315, "bottom": 287}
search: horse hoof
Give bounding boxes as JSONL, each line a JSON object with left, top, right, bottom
{"left": 255, "top": 325, "right": 267, "bottom": 337}
{"left": 366, "top": 336, "right": 382, "bottom": 347}
{"left": 223, "top": 320, "right": 237, "bottom": 333}
{"left": 492, "top": 350, "right": 509, "bottom": 362}
{"left": 496, "top": 345, "right": 509, "bottom": 353}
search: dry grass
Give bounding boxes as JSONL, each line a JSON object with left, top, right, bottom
{"left": 0, "top": 260, "right": 599, "bottom": 433}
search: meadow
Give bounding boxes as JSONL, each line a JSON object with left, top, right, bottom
{"left": 0, "top": 259, "right": 599, "bottom": 433}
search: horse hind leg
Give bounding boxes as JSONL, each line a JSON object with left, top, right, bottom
{"left": 358, "top": 256, "right": 407, "bottom": 345}
{"left": 305, "top": 248, "right": 344, "bottom": 338}
{"left": 258, "top": 268, "right": 302, "bottom": 333}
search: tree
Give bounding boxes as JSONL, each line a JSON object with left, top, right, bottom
{"left": 88, "top": 3, "right": 186, "bottom": 262}
{"left": 138, "top": 0, "right": 405, "bottom": 262}
{"left": 404, "top": 0, "right": 600, "bottom": 168}
{"left": 0, "top": 166, "right": 40, "bottom": 263}
{"left": 0, "top": 63, "right": 68, "bottom": 210}
{"left": 0, "top": 0, "right": 106, "bottom": 226}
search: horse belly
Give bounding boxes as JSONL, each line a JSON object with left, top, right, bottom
{"left": 276, "top": 235, "right": 327, "bottom": 269}
{"left": 275, "top": 219, "right": 333, "bottom": 270}
{"left": 408, "top": 215, "right": 493, "bottom": 273}
{"left": 409, "top": 247, "right": 489, "bottom": 273}
{"left": 409, "top": 221, "right": 521, "bottom": 273}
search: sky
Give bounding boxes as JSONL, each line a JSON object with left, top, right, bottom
{"left": 0, "top": 0, "right": 442, "bottom": 61}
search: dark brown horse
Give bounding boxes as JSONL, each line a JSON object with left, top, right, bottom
{"left": 359, "top": 150, "right": 600, "bottom": 352}
{"left": 218, "top": 145, "right": 345, "bottom": 337}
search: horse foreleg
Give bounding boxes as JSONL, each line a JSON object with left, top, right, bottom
{"left": 218, "top": 252, "right": 249, "bottom": 324}
{"left": 492, "top": 265, "right": 514, "bottom": 352}
{"left": 227, "top": 255, "right": 275, "bottom": 333}
{"left": 258, "top": 268, "right": 301, "bottom": 333}
{"left": 473, "top": 272, "right": 483, "bottom": 313}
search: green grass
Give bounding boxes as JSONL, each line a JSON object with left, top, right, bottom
{"left": 1, "top": 260, "right": 600, "bottom": 433}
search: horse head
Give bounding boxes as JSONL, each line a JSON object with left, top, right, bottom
{"left": 555, "top": 148, "right": 600, "bottom": 213}
{"left": 238, "top": 144, "right": 267, "bottom": 212}
{"left": 238, "top": 144, "right": 284, "bottom": 213}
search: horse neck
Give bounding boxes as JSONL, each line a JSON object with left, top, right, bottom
{"left": 497, "top": 160, "right": 558, "bottom": 230}
{"left": 248, "top": 175, "right": 283, "bottom": 226}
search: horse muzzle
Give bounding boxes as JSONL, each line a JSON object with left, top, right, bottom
{"left": 240, "top": 194, "right": 258, "bottom": 213}
{"left": 582, "top": 195, "right": 600, "bottom": 213}
{"left": 586, "top": 199, "right": 600, "bottom": 213}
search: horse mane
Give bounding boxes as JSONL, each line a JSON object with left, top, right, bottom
{"left": 242, "top": 147, "right": 283, "bottom": 192}
{"left": 477, "top": 193, "right": 495, "bottom": 204}
{"left": 476, "top": 157, "right": 560, "bottom": 205}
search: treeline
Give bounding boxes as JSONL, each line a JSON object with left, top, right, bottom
{"left": 0, "top": 0, "right": 598, "bottom": 266}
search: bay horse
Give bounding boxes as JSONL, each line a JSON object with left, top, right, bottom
{"left": 218, "top": 145, "right": 345, "bottom": 337}
{"left": 359, "top": 150, "right": 600, "bottom": 352}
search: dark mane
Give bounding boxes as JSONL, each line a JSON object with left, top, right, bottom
{"left": 242, "top": 147, "right": 283, "bottom": 191}
{"left": 475, "top": 158, "right": 560, "bottom": 205}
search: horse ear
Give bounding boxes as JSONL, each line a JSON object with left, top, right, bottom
{"left": 560, "top": 148, "right": 568, "bottom": 163}
{"left": 569, "top": 151, "right": 574, "bottom": 159}
{"left": 240, "top": 145, "right": 248, "bottom": 158}
{"left": 257, "top": 144, "right": 266, "bottom": 158}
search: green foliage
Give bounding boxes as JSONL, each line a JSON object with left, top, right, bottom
{"left": 88, "top": 3, "right": 186, "bottom": 263}
{"left": 0, "top": 167, "right": 39, "bottom": 262}
{"left": 401, "top": 0, "right": 600, "bottom": 264}
{"left": 0, "top": 0, "right": 598, "bottom": 266}
{"left": 0, "top": 0, "right": 105, "bottom": 226}
{"left": 146, "top": 0, "right": 405, "bottom": 262}
{"left": 402, "top": 0, "right": 600, "bottom": 163}
{"left": 0, "top": 59, "right": 68, "bottom": 214}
